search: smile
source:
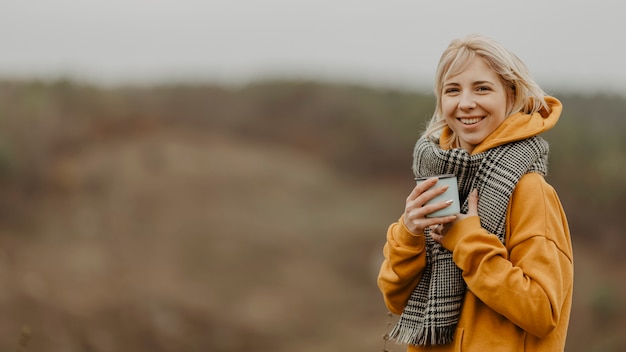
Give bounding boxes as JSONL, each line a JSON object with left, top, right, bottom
{"left": 459, "top": 117, "right": 484, "bottom": 125}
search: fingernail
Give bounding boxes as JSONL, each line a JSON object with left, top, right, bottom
{"left": 445, "top": 199, "right": 454, "bottom": 204}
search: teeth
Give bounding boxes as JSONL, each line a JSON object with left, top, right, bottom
{"left": 460, "top": 117, "right": 482, "bottom": 125}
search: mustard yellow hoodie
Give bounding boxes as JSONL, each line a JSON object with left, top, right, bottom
{"left": 378, "top": 97, "right": 573, "bottom": 351}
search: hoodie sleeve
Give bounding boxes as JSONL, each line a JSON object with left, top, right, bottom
{"left": 441, "top": 173, "right": 573, "bottom": 338}
{"left": 377, "top": 215, "right": 428, "bottom": 315}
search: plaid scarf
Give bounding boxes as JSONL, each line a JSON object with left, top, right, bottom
{"left": 388, "top": 135, "right": 549, "bottom": 346}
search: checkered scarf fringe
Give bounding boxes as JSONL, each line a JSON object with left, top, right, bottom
{"left": 388, "top": 135, "right": 549, "bottom": 346}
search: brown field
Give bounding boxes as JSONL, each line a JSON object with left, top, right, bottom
{"left": 0, "top": 81, "right": 624, "bottom": 351}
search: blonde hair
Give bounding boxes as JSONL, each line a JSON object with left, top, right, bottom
{"left": 422, "top": 34, "right": 550, "bottom": 144}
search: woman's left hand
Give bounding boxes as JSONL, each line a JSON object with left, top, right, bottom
{"left": 431, "top": 189, "right": 479, "bottom": 244}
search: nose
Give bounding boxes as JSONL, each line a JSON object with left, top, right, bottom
{"left": 458, "top": 93, "right": 476, "bottom": 110}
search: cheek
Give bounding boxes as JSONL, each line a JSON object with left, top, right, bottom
{"left": 442, "top": 111, "right": 459, "bottom": 133}
{"left": 441, "top": 99, "right": 457, "bottom": 117}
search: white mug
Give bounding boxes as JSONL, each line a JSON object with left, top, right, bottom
{"left": 415, "top": 174, "right": 460, "bottom": 218}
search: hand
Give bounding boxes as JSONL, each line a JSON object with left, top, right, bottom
{"left": 403, "top": 177, "right": 457, "bottom": 235}
{"left": 431, "top": 189, "right": 479, "bottom": 244}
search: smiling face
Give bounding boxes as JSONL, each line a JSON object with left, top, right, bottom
{"left": 441, "top": 56, "right": 509, "bottom": 153}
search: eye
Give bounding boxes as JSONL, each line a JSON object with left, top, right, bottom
{"left": 444, "top": 87, "right": 460, "bottom": 94}
{"left": 476, "top": 86, "right": 491, "bottom": 92}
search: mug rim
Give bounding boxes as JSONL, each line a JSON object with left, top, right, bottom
{"left": 415, "top": 174, "right": 456, "bottom": 181}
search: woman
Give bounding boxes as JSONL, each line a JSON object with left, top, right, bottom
{"left": 377, "top": 34, "right": 573, "bottom": 351}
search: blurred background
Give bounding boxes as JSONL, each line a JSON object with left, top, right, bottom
{"left": 0, "top": 1, "right": 624, "bottom": 351}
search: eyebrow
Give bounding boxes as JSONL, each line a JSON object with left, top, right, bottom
{"left": 444, "top": 80, "right": 495, "bottom": 86}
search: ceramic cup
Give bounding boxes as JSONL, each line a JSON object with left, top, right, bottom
{"left": 415, "top": 174, "right": 460, "bottom": 218}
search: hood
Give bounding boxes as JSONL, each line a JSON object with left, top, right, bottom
{"left": 440, "top": 96, "right": 562, "bottom": 155}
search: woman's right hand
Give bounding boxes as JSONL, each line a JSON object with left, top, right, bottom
{"left": 403, "top": 177, "right": 457, "bottom": 235}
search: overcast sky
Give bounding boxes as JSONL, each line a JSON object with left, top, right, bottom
{"left": 1, "top": 0, "right": 624, "bottom": 93}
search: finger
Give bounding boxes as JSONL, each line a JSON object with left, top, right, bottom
{"left": 467, "top": 189, "right": 479, "bottom": 216}
{"left": 418, "top": 196, "right": 453, "bottom": 215}
{"left": 408, "top": 177, "right": 438, "bottom": 201}
{"left": 422, "top": 215, "right": 456, "bottom": 228}
{"left": 431, "top": 233, "right": 443, "bottom": 244}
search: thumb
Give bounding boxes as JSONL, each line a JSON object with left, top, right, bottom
{"left": 467, "top": 189, "right": 479, "bottom": 216}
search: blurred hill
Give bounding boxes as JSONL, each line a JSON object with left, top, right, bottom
{"left": 0, "top": 79, "right": 624, "bottom": 351}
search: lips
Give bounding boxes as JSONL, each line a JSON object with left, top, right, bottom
{"left": 458, "top": 116, "right": 484, "bottom": 125}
